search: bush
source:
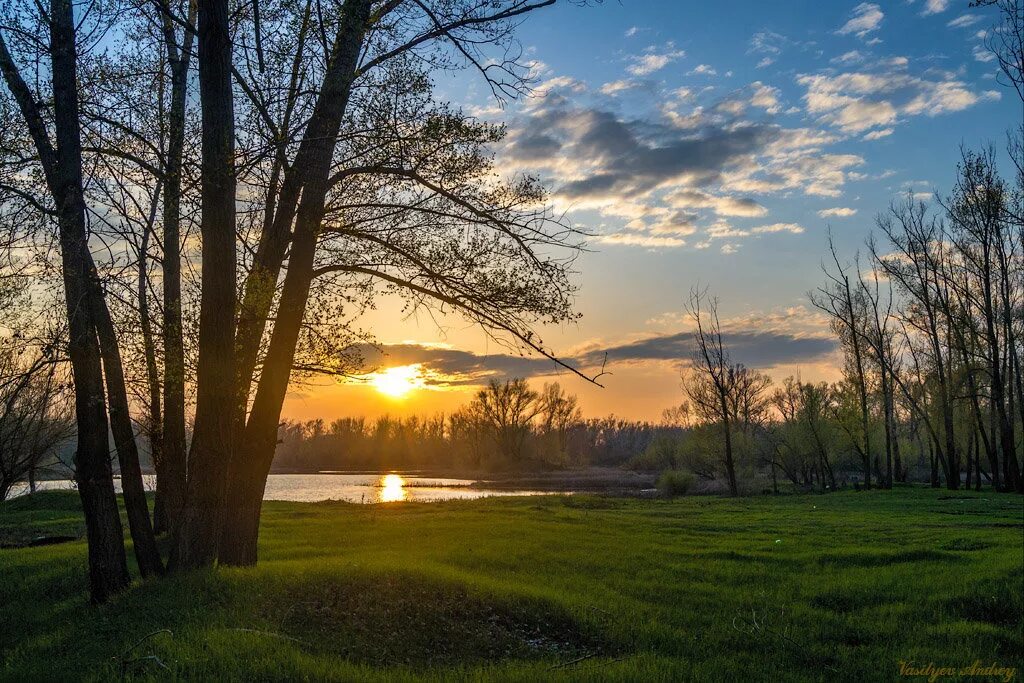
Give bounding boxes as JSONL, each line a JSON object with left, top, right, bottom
{"left": 657, "top": 470, "right": 695, "bottom": 497}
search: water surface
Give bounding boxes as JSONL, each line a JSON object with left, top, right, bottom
{"left": 9, "top": 472, "right": 565, "bottom": 504}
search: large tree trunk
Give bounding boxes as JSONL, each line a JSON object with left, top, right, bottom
{"left": 170, "top": 0, "right": 236, "bottom": 571}
{"left": 155, "top": 1, "right": 195, "bottom": 536}
{"left": 92, "top": 294, "right": 164, "bottom": 576}
{"left": 219, "top": 0, "right": 372, "bottom": 566}
{"left": 0, "top": 0, "right": 131, "bottom": 602}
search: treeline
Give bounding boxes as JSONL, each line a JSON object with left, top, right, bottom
{"left": 646, "top": 144, "right": 1023, "bottom": 495}
{"left": 274, "top": 380, "right": 683, "bottom": 472}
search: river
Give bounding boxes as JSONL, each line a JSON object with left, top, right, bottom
{"left": 8, "top": 472, "right": 568, "bottom": 504}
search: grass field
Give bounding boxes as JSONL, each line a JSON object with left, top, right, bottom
{"left": 1, "top": 488, "right": 1021, "bottom": 681}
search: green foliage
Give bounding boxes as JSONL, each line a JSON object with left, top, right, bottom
{"left": 657, "top": 470, "right": 695, "bottom": 497}
{"left": 1, "top": 489, "right": 1021, "bottom": 681}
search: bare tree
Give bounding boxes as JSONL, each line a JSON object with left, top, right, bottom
{"left": 812, "top": 236, "right": 874, "bottom": 489}
{"left": 468, "top": 378, "right": 540, "bottom": 464}
{"left": 0, "top": 344, "right": 73, "bottom": 501}
{"left": 683, "top": 288, "right": 739, "bottom": 496}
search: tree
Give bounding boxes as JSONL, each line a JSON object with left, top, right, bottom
{"left": 168, "top": 0, "right": 238, "bottom": 572}
{"left": 812, "top": 236, "right": 874, "bottom": 489}
{"left": 468, "top": 378, "right": 540, "bottom": 465}
{"left": 536, "top": 382, "right": 582, "bottom": 465}
{"left": 683, "top": 288, "right": 740, "bottom": 496}
{"left": 0, "top": 345, "right": 73, "bottom": 501}
{"left": 0, "top": 0, "right": 164, "bottom": 598}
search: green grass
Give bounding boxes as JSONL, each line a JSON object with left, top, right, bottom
{"left": 1, "top": 488, "right": 1021, "bottom": 681}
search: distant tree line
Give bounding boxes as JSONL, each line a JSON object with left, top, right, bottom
{"left": 273, "top": 380, "right": 685, "bottom": 472}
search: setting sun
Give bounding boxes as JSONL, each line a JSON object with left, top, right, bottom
{"left": 369, "top": 364, "right": 425, "bottom": 398}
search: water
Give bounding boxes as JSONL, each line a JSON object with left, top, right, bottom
{"left": 8, "top": 473, "right": 565, "bottom": 504}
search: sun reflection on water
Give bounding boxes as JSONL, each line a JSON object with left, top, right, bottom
{"left": 379, "top": 473, "right": 406, "bottom": 502}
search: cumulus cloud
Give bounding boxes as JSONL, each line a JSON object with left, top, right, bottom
{"left": 598, "top": 233, "right": 687, "bottom": 248}
{"left": 836, "top": 3, "right": 884, "bottom": 39}
{"left": 600, "top": 79, "right": 641, "bottom": 96}
{"left": 798, "top": 58, "right": 993, "bottom": 133}
{"left": 921, "top": 0, "right": 949, "bottom": 15}
{"left": 498, "top": 71, "right": 864, "bottom": 252}
{"left": 627, "top": 44, "right": 686, "bottom": 76}
{"left": 818, "top": 207, "right": 857, "bottom": 217}
{"left": 688, "top": 64, "right": 718, "bottom": 76}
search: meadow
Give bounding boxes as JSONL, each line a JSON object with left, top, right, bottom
{"left": 1, "top": 488, "right": 1021, "bottom": 681}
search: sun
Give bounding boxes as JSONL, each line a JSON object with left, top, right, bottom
{"left": 369, "top": 364, "right": 425, "bottom": 398}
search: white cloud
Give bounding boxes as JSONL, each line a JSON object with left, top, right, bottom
{"left": 817, "top": 207, "right": 857, "bottom": 217}
{"left": 627, "top": 45, "right": 686, "bottom": 76}
{"left": 863, "top": 127, "right": 894, "bottom": 140}
{"left": 832, "top": 50, "right": 864, "bottom": 64}
{"left": 625, "top": 26, "right": 641, "bottom": 37}
{"left": 688, "top": 64, "right": 718, "bottom": 76}
{"left": 751, "top": 223, "right": 805, "bottom": 234}
{"left": 750, "top": 82, "right": 782, "bottom": 113}
{"left": 756, "top": 57, "right": 775, "bottom": 69}
{"left": 836, "top": 3, "right": 884, "bottom": 39}
{"left": 798, "top": 60, "right": 991, "bottom": 133}
{"left": 947, "top": 14, "right": 981, "bottom": 28}
{"left": 600, "top": 233, "right": 687, "bottom": 248}
{"left": 921, "top": 0, "right": 949, "bottom": 16}
{"left": 973, "top": 45, "right": 996, "bottom": 62}
{"left": 600, "top": 79, "right": 640, "bottom": 96}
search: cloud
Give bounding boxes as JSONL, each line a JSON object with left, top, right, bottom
{"left": 499, "top": 72, "right": 862, "bottom": 252}
{"left": 921, "top": 0, "right": 949, "bottom": 16}
{"left": 625, "top": 26, "right": 641, "bottom": 37}
{"left": 666, "top": 189, "right": 768, "bottom": 217}
{"left": 600, "top": 79, "right": 641, "bottom": 95}
{"left": 798, "top": 59, "right": 993, "bottom": 133}
{"left": 598, "top": 233, "right": 687, "bottom": 248}
{"left": 836, "top": 3, "right": 884, "bottom": 39}
{"left": 947, "top": 14, "right": 981, "bottom": 28}
{"left": 973, "top": 45, "right": 996, "bottom": 62}
{"left": 688, "top": 64, "right": 718, "bottom": 76}
{"left": 818, "top": 207, "right": 857, "bottom": 217}
{"left": 751, "top": 222, "right": 805, "bottom": 234}
{"left": 627, "top": 44, "right": 686, "bottom": 76}
{"left": 862, "top": 127, "right": 894, "bottom": 140}
{"left": 572, "top": 329, "right": 836, "bottom": 371}
{"left": 750, "top": 82, "right": 782, "bottom": 113}
{"left": 363, "top": 315, "right": 837, "bottom": 387}
{"left": 831, "top": 50, "right": 865, "bottom": 65}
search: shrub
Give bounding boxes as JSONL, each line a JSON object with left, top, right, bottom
{"left": 657, "top": 470, "right": 695, "bottom": 497}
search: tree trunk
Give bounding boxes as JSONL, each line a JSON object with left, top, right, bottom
{"left": 220, "top": 0, "right": 372, "bottom": 566}
{"left": 0, "top": 0, "right": 131, "bottom": 602}
{"left": 170, "top": 0, "right": 236, "bottom": 571}
{"left": 92, "top": 294, "right": 164, "bottom": 576}
{"left": 156, "top": 2, "right": 195, "bottom": 536}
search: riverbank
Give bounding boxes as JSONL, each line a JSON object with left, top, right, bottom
{"left": 1, "top": 488, "right": 1021, "bottom": 680}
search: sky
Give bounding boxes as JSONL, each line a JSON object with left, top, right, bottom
{"left": 281, "top": 0, "right": 1022, "bottom": 424}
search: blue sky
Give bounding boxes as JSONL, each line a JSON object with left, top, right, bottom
{"left": 285, "top": 0, "right": 1022, "bottom": 422}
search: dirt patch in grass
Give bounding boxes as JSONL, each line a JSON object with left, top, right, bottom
{"left": 266, "top": 573, "right": 611, "bottom": 666}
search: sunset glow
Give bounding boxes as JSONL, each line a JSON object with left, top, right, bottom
{"left": 369, "top": 364, "right": 424, "bottom": 398}
{"left": 378, "top": 474, "right": 406, "bottom": 502}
